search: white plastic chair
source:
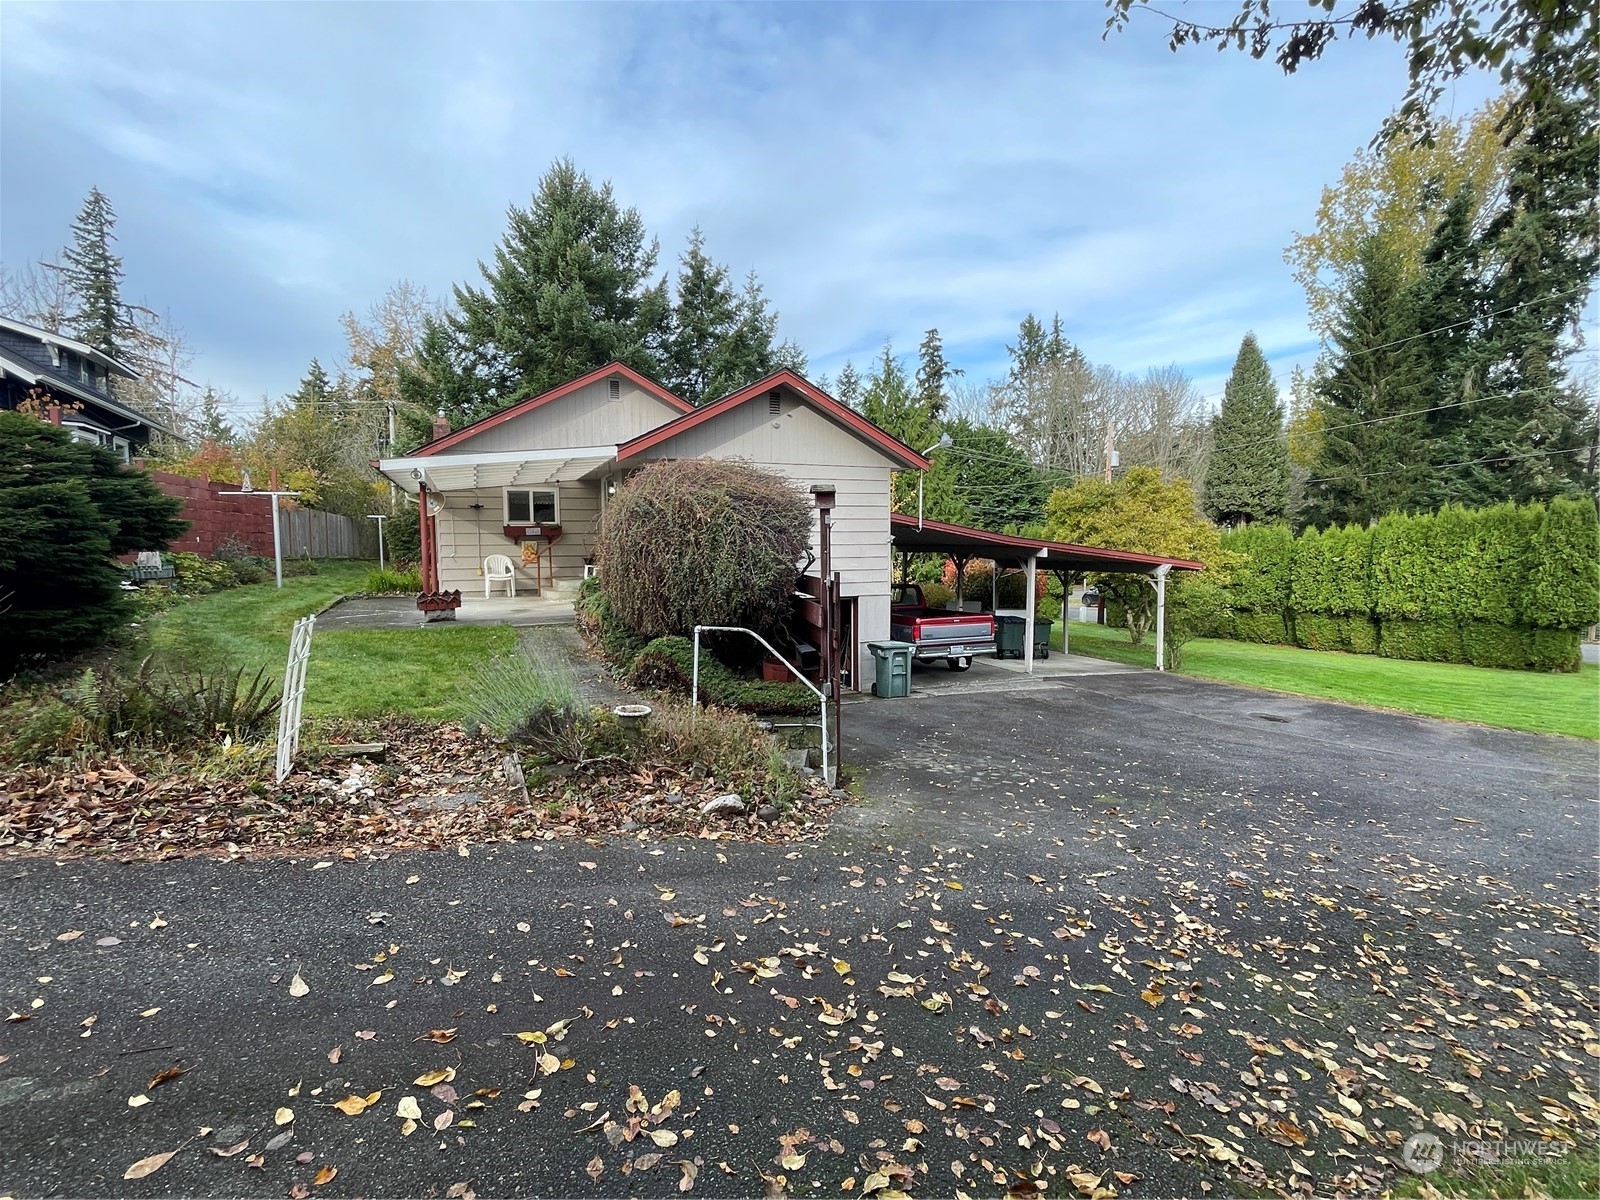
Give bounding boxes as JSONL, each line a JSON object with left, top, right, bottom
{"left": 484, "top": 553, "right": 516, "bottom": 598}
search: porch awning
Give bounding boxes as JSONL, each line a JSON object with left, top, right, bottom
{"left": 377, "top": 446, "right": 617, "bottom": 494}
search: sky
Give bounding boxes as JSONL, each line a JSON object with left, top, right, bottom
{"left": 0, "top": 2, "right": 1503, "bottom": 427}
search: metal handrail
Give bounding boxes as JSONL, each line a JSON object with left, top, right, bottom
{"left": 692, "top": 625, "right": 832, "bottom": 787}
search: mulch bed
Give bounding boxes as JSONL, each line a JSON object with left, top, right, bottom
{"left": 0, "top": 718, "right": 841, "bottom": 861}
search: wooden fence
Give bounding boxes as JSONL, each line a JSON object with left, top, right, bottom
{"left": 280, "top": 506, "right": 376, "bottom": 559}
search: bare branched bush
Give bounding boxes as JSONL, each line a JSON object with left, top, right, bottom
{"left": 594, "top": 459, "right": 811, "bottom": 640}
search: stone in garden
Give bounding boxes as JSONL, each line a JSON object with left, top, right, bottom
{"left": 757, "top": 804, "right": 781, "bottom": 823}
{"left": 700, "top": 794, "right": 745, "bottom": 815}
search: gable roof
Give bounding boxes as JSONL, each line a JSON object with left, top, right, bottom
{"left": 411, "top": 361, "right": 693, "bottom": 457}
{"left": 616, "top": 369, "right": 931, "bottom": 470}
{"left": 0, "top": 316, "right": 141, "bottom": 379}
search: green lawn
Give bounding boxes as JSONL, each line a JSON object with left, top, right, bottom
{"left": 144, "top": 562, "right": 515, "bottom": 720}
{"left": 1057, "top": 620, "right": 1600, "bottom": 740}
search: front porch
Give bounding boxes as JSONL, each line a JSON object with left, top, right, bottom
{"left": 377, "top": 444, "right": 618, "bottom": 606}
{"left": 317, "top": 593, "right": 577, "bottom": 631}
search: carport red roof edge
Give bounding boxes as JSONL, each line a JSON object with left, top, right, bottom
{"left": 409, "top": 362, "right": 694, "bottom": 457}
{"left": 890, "top": 513, "right": 1206, "bottom": 572}
{"left": 616, "top": 369, "right": 931, "bottom": 470}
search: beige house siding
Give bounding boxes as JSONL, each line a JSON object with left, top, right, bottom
{"left": 444, "top": 378, "right": 680, "bottom": 455}
{"left": 436, "top": 481, "right": 600, "bottom": 594}
{"left": 624, "top": 396, "right": 898, "bottom": 660}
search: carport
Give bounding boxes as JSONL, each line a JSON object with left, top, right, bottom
{"left": 889, "top": 514, "right": 1205, "bottom": 674}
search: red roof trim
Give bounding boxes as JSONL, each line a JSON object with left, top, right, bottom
{"left": 891, "top": 513, "right": 1206, "bottom": 571}
{"left": 615, "top": 369, "right": 931, "bottom": 469}
{"left": 411, "top": 362, "right": 692, "bottom": 457}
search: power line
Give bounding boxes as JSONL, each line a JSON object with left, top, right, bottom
{"left": 1303, "top": 443, "right": 1585, "bottom": 486}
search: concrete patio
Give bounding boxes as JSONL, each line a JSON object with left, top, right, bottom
{"left": 315, "top": 593, "right": 575, "bottom": 630}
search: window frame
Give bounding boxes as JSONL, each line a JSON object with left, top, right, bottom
{"left": 503, "top": 486, "right": 560, "bottom": 526}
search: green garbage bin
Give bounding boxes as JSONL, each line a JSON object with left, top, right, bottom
{"left": 866, "top": 640, "right": 914, "bottom": 698}
{"left": 1032, "top": 618, "right": 1053, "bottom": 660}
{"left": 994, "top": 615, "right": 1025, "bottom": 659}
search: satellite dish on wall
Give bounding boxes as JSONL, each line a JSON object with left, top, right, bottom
{"left": 425, "top": 494, "right": 445, "bottom": 517}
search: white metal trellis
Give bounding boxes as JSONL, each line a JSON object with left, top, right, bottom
{"left": 275, "top": 615, "right": 316, "bottom": 783}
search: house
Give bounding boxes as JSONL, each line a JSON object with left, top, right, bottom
{"left": 377, "top": 362, "right": 929, "bottom": 682}
{"left": 0, "top": 316, "right": 172, "bottom": 459}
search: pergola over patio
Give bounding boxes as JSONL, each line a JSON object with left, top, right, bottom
{"left": 889, "top": 514, "right": 1205, "bottom": 673}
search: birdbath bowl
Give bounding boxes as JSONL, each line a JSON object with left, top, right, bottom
{"left": 612, "top": 704, "right": 652, "bottom": 728}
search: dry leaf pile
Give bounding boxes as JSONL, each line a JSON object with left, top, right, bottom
{"left": 0, "top": 718, "right": 838, "bottom": 859}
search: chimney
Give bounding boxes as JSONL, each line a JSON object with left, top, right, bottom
{"left": 432, "top": 410, "right": 450, "bottom": 442}
{"left": 46, "top": 402, "right": 62, "bottom": 426}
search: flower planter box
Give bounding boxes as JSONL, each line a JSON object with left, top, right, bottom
{"left": 416, "top": 590, "right": 462, "bottom": 621}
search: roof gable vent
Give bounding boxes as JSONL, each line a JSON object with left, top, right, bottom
{"left": 768, "top": 390, "right": 782, "bottom": 416}
{"left": 608, "top": 378, "right": 622, "bottom": 401}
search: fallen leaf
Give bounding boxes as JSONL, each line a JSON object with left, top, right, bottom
{"left": 332, "top": 1093, "right": 379, "bottom": 1116}
{"left": 434, "top": 1109, "right": 454, "bottom": 1131}
{"left": 649, "top": 1129, "right": 680, "bottom": 1147}
{"left": 423, "top": 1028, "right": 457, "bottom": 1044}
{"left": 123, "top": 1150, "right": 176, "bottom": 1180}
{"left": 266, "top": 1131, "right": 294, "bottom": 1151}
{"left": 328, "top": 1046, "right": 342, "bottom": 1064}
{"left": 397, "top": 1096, "right": 423, "bottom": 1120}
{"left": 128, "top": 1094, "right": 151, "bottom": 1108}
{"left": 587, "top": 1154, "right": 605, "bottom": 1181}
{"left": 57, "top": 930, "right": 84, "bottom": 942}
{"left": 148, "top": 1064, "right": 185, "bottom": 1090}
{"left": 314, "top": 1165, "right": 338, "bottom": 1186}
{"left": 211, "top": 1140, "right": 251, "bottom": 1158}
{"left": 289, "top": 974, "right": 310, "bottom": 997}
{"left": 415, "top": 1067, "right": 456, "bottom": 1087}
{"left": 275, "top": 1107, "right": 295, "bottom": 1125}
{"left": 139, "top": 1007, "right": 161, "bottom": 1018}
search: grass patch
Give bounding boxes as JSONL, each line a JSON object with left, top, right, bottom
{"left": 1387, "top": 1142, "right": 1598, "bottom": 1199}
{"left": 142, "top": 561, "right": 515, "bottom": 721}
{"left": 1057, "top": 620, "right": 1600, "bottom": 740}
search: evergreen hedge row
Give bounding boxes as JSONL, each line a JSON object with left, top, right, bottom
{"left": 1214, "top": 499, "right": 1597, "bottom": 672}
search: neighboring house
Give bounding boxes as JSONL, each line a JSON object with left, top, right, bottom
{"left": 378, "top": 362, "right": 929, "bottom": 680}
{"left": 0, "top": 316, "right": 172, "bottom": 459}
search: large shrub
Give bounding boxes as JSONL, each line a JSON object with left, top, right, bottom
{"left": 1525, "top": 498, "right": 1600, "bottom": 631}
{"left": 594, "top": 459, "right": 811, "bottom": 640}
{"left": 0, "top": 413, "right": 186, "bottom": 671}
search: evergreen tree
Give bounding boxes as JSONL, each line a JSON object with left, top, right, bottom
{"left": 946, "top": 417, "right": 1045, "bottom": 530}
{"left": 834, "top": 360, "right": 863, "bottom": 409}
{"left": 703, "top": 273, "right": 784, "bottom": 402}
{"left": 1303, "top": 237, "right": 1433, "bottom": 527}
{"left": 913, "top": 328, "right": 961, "bottom": 420}
{"left": 195, "top": 387, "right": 236, "bottom": 446}
{"left": 61, "top": 187, "right": 127, "bottom": 360}
{"left": 1465, "top": 49, "right": 1598, "bottom": 504}
{"left": 400, "top": 159, "right": 669, "bottom": 431}
{"left": 1202, "top": 333, "right": 1290, "bottom": 526}
{"left": 664, "top": 228, "right": 738, "bottom": 405}
{"left": 861, "top": 343, "right": 964, "bottom": 521}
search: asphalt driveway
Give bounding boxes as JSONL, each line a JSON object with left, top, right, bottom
{"left": 1, "top": 670, "right": 1595, "bottom": 1198}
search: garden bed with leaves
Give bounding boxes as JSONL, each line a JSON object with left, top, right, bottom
{"left": 0, "top": 714, "right": 842, "bottom": 862}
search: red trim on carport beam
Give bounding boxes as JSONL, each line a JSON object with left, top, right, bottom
{"left": 410, "top": 362, "right": 693, "bottom": 458}
{"left": 889, "top": 513, "right": 1206, "bottom": 571}
{"left": 615, "top": 369, "right": 931, "bottom": 470}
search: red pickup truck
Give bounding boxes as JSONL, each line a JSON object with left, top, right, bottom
{"left": 890, "top": 583, "right": 996, "bottom": 671}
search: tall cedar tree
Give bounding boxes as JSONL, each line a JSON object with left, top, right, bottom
{"left": 61, "top": 187, "right": 127, "bottom": 360}
{"left": 1202, "top": 333, "right": 1290, "bottom": 525}
{"left": 834, "top": 360, "right": 863, "bottom": 408}
{"left": 861, "top": 343, "right": 965, "bottom": 523}
{"left": 1303, "top": 237, "right": 1433, "bottom": 527}
{"left": 399, "top": 160, "right": 669, "bottom": 437}
{"left": 1466, "top": 48, "right": 1598, "bottom": 504}
{"left": 0, "top": 411, "right": 187, "bottom": 668}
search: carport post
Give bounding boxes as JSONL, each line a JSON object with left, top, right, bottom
{"left": 1153, "top": 563, "right": 1171, "bottom": 672}
{"left": 1024, "top": 551, "right": 1040, "bottom": 675}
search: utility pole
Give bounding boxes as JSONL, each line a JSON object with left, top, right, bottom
{"left": 1103, "top": 419, "right": 1115, "bottom": 484}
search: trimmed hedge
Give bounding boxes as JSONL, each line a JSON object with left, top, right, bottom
{"left": 1213, "top": 500, "right": 1598, "bottom": 672}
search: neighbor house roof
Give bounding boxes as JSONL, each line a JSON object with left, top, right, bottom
{"left": 616, "top": 369, "right": 931, "bottom": 470}
{"left": 0, "top": 316, "right": 141, "bottom": 379}
{"left": 410, "top": 361, "right": 694, "bottom": 457}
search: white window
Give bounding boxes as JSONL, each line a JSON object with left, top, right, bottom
{"left": 505, "top": 487, "right": 558, "bottom": 525}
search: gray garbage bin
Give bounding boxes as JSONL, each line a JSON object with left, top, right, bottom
{"left": 866, "top": 640, "right": 914, "bottom": 698}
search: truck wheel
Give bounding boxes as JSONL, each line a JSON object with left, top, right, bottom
{"left": 948, "top": 657, "right": 970, "bottom": 672}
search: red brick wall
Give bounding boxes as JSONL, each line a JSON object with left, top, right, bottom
{"left": 149, "top": 471, "right": 277, "bottom": 558}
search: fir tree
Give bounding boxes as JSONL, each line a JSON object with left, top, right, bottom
{"left": 1203, "top": 333, "right": 1290, "bottom": 526}
{"left": 703, "top": 273, "right": 782, "bottom": 402}
{"left": 1303, "top": 237, "right": 1433, "bottom": 527}
{"left": 913, "top": 328, "right": 961, "bottom": 420}
{"left": 401, "top": 159, "right": 669, "bottom": 429}
{"left": 1466, "top": 48, "right": 1598, "bottom": 504}
{"left": 195, "top": 387, "right": 236, "bottom": 446}
{"left": 61, "top": 187, "right": 127, "bottom": 360}
{"left": 834, "top": 360, "right": 863, "bottom": 409}
{"left": 664, "top": 228, "right": 738, "bottom": 405}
